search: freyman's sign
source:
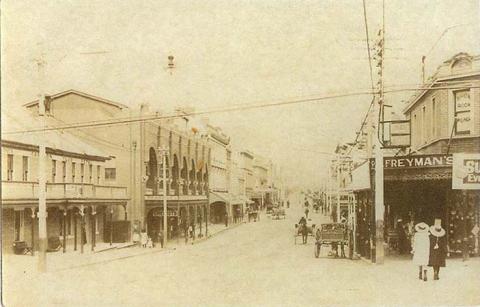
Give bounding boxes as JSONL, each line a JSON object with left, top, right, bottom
{"left": 370, "top": 154, "right": 453, "bottom": 169}
{"left": 452, "top": 153, "right": 480, "bottom": 190}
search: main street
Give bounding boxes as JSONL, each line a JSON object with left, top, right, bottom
{"left": 4, "top": 204, "right": 479, "bottom": 307}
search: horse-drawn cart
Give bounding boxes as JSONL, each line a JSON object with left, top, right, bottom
{"left": 314, "top": 223, "right": 351, "bottom": 258}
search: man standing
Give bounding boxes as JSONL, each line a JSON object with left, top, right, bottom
{"left": 305, "top": 207, "right": 310, "bottom": 219}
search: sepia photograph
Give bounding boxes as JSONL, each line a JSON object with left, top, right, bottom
{"left": 1, "top": 1, "right": 479, "bottom": 306}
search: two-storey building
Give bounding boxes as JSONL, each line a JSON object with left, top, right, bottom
{"left": 350, "top": 53, "right": 480, "bottom": 261}
{"left": 1, "top": 108, "right": 128, "bottom": 254}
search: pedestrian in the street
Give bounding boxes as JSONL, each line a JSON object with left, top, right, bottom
{"left": 305, "top": 207, "right": 309, "bottom": 219}
{"left": 428, "top": 219, "right": 447, "bottom": 281}
{"left": 412, "top": 222, "right": 430, "bottom": 281}
{"left": 140, "top": 228, "right": 148, "bottom": 248}
{"left": 287, "top": 200, "right": 290, "bottom": 208}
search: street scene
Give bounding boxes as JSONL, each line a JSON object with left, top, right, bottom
{"left": 1, "top": 1, "right": 480, "bottom": 306}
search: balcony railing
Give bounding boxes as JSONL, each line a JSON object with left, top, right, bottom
{"left": 1, "top": 181, "right": 127, "bottom": 200}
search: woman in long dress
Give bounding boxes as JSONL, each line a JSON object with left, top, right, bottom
{"left": 412, "top": 222, "right": 430, "bottom": 281}
{"left": 428, "top": 220, "right": 447, "bottom": 280}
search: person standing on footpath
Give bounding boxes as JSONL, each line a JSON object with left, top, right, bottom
{"left": 305, "top": 207, "right": 309, "bottom": 219}
{"left": 428, "top": 219, "right": 447, "bottom": 281}
{"left": 412, "top": 222, "right": 430, "bottom": 281}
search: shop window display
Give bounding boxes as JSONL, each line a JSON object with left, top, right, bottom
{"left": 447, "top": 191, "right": 478, "bottom": 257}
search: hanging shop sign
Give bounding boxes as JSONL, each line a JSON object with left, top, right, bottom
{"left": 452, "top": 153, "right": 480, "bottom": 190}
{"left": 370, "top": 154, "right": 453, "bottom": 169}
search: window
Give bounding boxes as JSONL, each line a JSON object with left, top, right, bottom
{"left": 454, "top": 90, "right": 472, "bottom": 135}
{"left": 97, "top": 165, "right": 101, "bottom": 184}
{"left": 7, "top": 154, "right": 13, "bottom": 181}
{"left": 105, "top": 168, "right": 116, "bottom": 181}
{"left": 52, "top": 160, "right": 57, "bottom": 183}
{"left": 413, "top": 114, "right": 418, "bottom": 146}
{"left": 22, "top": 156, "right": 28, "bottom": 181}
{"left": 432, "top": 98, "right": 436, "bottom": 138}
{"left": 72, "top": 162, "right": 76, "bottom": 183}
{"left": 14, "top": 210, "right": 24, "bottom": 241}
{"left": 62, "top": 161, "right": 66, "bottom": 182}
{"left": 80, "top": 163, "right": 85, "bottom": 183}
{"left": 89, "top": 164, "right": 93, "bottom": 183}
{"left": 422, "top": 106, "right": 427, "bottom": 144}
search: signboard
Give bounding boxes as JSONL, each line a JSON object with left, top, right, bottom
{"left": 152, "top": 208, "right": 178, "bottom": 217}
{"left": 452, "top": 153, "right": 480, "bottom": 190}
{"left": 370, "top": 154, "right": 453, "bottom": 170}
{"left": 381, "top": 120, "right": 411, "bottom": 148}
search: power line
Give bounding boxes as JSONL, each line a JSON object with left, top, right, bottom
{"left": 362, "top": 0, "right": 375, "bottom": 93}
{"left": 3, "top": 84, "right": 480, "bottom": 135}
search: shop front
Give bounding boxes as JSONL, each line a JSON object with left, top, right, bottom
{"left": 353, "top": 153, "right": 480, "bottom": 261}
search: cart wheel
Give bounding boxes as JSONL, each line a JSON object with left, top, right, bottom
{"left": 314, "top": 243, "right": 321, "bottom": 258}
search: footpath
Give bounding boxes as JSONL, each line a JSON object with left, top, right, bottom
{"left": 2, "top": 219, "right": 248, "bottom": 276}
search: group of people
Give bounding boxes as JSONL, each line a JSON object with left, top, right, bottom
{"left": 133, "top": 228, "right": 164, "bottom": 248}
{"left": 412, "top": 219, "right": 447, "bottom": 281}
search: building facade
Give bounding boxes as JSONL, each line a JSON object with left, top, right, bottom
{"left": 350, "top": 53, "right": 480, "bottom": 262}
{"left": 23, "top": 90, "right": 211, "bottom": 244}
{"left": 1, "top": 109, "right": 128, "bottom": 254}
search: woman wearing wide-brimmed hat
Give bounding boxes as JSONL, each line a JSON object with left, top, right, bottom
{"left": 428, "top": 219, "right": 447, "bottom": 280}
{"left": 412, "top": 222, "right": 430, "bottom": 281}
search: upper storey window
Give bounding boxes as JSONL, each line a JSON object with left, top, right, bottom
{"left": 454, "top": 90, "right": 472, "bottom": 135}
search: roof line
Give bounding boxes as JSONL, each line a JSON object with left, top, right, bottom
{"left": 402, "top": 71, "right": 480, "bottom": 114}
{"left": 1, "top": 139, "right": 109, "bottom": 162}
{"left": 23, "top": 89, "right": 128, "bottom": 109}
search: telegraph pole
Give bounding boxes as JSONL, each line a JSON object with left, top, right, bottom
{"left": 35, "top": 54, "right": 48, "bottom": 272}
{"left": 159, "top": 147, "right": 169, "bottom": 248}
{"left": 372, "top": 0, "right": 386, "bottom": 264}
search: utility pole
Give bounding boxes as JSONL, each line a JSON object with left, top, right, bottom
{"left": 372, "top": 0, "right": 386, "bottom": 264}
{"left": 36, "top": 54, "right": 48, "bottom": 272}
{"left": 336, "top": 156, "right": 341, "bottom": 222}
{"left": 159, "top": 147, "right": 169, "bottom": 248}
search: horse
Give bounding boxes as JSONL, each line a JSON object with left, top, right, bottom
{"left": 296, "top": 223, "right": 316, "bottom": 244}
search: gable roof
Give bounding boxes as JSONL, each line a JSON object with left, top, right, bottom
{"left": 23, "top": 89, "right": 128, "bottom": 110}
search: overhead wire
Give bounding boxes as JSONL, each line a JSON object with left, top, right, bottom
{"left": 3, "top": 84, "right": 480, "bottom": 135}
{"left": 346, "top": 0, "right": 377, "bottom": 156}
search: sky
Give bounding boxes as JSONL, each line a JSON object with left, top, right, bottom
{"left": 1, "top": 0, "right": 479, "bottom": 189}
